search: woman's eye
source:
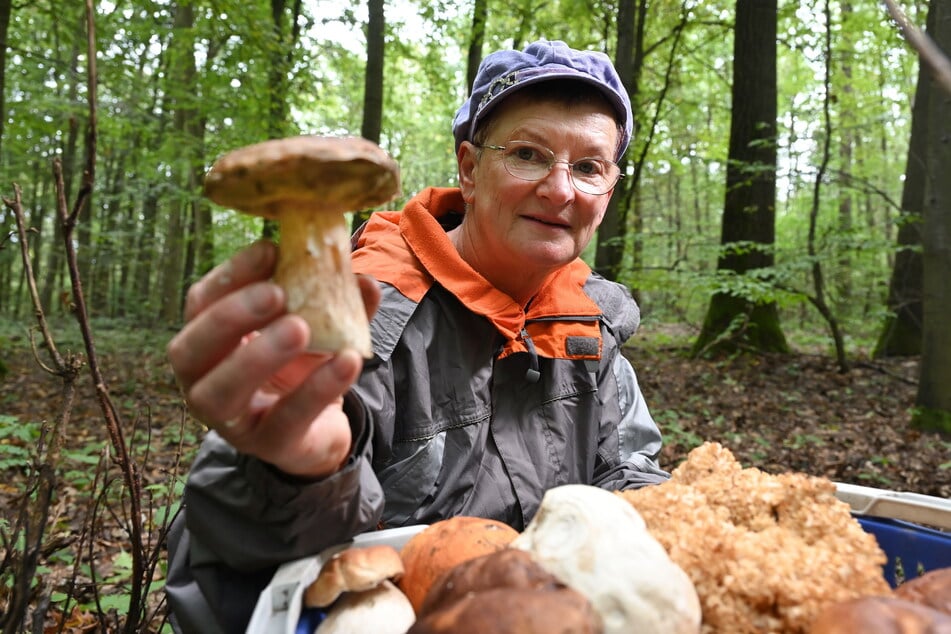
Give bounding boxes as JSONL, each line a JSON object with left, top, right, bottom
{"left": 574, "top": 160, "right": 603, "bottom": 176}
{"left": 513, "top": 146, "right": 540, "bottom": 162}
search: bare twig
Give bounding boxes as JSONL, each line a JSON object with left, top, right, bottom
{"left": 806, "top": 0, "right": 849, "bottom": 374}
{"left": 3, "top": 186, "right": 66, "bottom": 370}
{"left": 1, "top": 187, "right": 78, "bottom": 634}
{"left": 882, "top": 0, "right": 951, "bottom": 96}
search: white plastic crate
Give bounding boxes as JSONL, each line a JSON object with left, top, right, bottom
{"left": 245, "top": 525, "right": 426, "bottom": 634}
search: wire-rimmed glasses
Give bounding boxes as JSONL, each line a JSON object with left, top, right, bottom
{"left": 478, "top": 140, "right": 623, "bottom": 195}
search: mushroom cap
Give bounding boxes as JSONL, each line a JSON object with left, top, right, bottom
{"left": 896, "top": 567, "right": 951, "bottom": 615}
{"left": 419, "top": 548, "right": 565, "bottom": 618}
{"left": 304, "top": 544, "right": 405, "bottom": 609}
{"left": 512, "top": 484, "right": 701, "bottom": 634}
{"left": 408, "top": 586, "right": 603, "bottom": 634}
{"left": 203, "top": 135, "right": 400, "bottom": 218}
{"left": 315, "top": 580, "right": 417, "bottom": 634}
{"left": 397, "top": 516, "right": 520, "bottom": 614}
{"left": 809, "top": 595, "right": 951, "bottom": 633}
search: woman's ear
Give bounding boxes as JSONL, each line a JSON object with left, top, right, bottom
{"left": 457, "top": 141, "right": 478, "bottom": 204}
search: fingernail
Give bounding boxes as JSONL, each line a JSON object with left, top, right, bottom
{"left": 217, "top": 260, "right": 234, "bottom": 286}
{"left": 246, "top": 283, "right": 280, "bottom": 316}
{"left": 331, "top": 350, "right": 361, "bottom": 382}
{"left": 272, "top": 317, "right": 307, "bottom": 352}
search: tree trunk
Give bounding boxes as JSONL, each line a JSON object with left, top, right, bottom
{"left": 158, "top": 2, "right": 197, "bottom": 323}
{"left": 351, "top": 0, "right": 386, "bottom": 233}
{"left": 692, "top": 0, "right": 788, "bottom": 357}
{"left": 836, "top": 1, "right": 855, "bottom": 310}
{"left": 595, "top": 0, "right": 642, "bottom": 283}
{"left": 262, "top": 0, "right": 302, "bottom": 240}
{"left": 362, "top": 0, "right": 385, "bottom": 143}
{"left": 465, "top": 0, "right": 488, "bottom": 93}
{"left": 0, "top": 0, "right": 12, "bottom": 155}
{"left": 43, "top": 32, "right": 83, "bottom": 317}
{"left": 912, "top": 0, "right": 951, "bottom": 433}
{"left": 134, "top": 187, "right": 159, "bottom": 321}
{"left": 873, "top": 5, "right": 933, "bottom": 358}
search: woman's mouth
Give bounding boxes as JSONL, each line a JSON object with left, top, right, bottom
{"left": 523, "top": 214, "right": 569, "bottom": 228}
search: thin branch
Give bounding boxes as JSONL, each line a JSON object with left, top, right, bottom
{"left": 4, "top": 186, "right": 66, "bottom": 371}
{"left": 805, "top": 0, "right": 849, "bottom": 373}
{"left": 882, "top": 0, "right": 951, "bottom": 96}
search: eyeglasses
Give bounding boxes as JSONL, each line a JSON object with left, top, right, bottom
{"left": 478, "top": 140, "right": 623, "bottom": 196}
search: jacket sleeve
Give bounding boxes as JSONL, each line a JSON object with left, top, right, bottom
{"left": 614, "top": 354, "right": 670, "bottom": 477}
{"left": 582, "top": 274, "right": 669, "bottom": 490}
{"left": 165, "top": 393, "right": 385, "bottom": 634}
{"left": 592, "top": 353, "right": 670, "bottom": 490}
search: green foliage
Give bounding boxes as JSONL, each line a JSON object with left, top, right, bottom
{"left": 653, "top": 409, "right": 704, "bottom": 452}
{"left": 0, "top": 0, "right": 922, "bottom": 359}
{"left": 0, "top": 415, "right": 40, "bottom": 471}
{"left": 911, "top": 407, "right": 951, "bottom": 435}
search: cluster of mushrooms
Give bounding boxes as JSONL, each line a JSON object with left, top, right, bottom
{"left": 296, "top": 485, "right": 701, "bottom": 634}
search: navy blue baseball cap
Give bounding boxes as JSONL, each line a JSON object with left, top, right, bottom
{"left": 452, "top": 39, "right": 633, "bottom": 162}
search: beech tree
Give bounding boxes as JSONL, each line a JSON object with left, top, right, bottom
{"left": 874, "top": 6, "right": 933, "bottom": 358}
{"left": 691, "top": 0, "right": 788, "bottom": 356}
{"left": 913, "top": 0, "right": 951, "bottom": 432}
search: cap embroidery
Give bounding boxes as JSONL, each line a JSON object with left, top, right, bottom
{"left": 478, "top": 71, "right": 519, "bottom": 113}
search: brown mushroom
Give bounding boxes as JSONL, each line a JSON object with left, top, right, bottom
{"left": 418, "top": 548, "right": 566, "bottom": 618}
{"left": 408, "top": 586, "right": 603, "bottom": 634}
{"left": 304, "top": 544, "right": 405, "bottom": 609}
{"left": 896, "top": 567, "right": 951, "bottom": 615}
{"left": 203, "top": 135, "right": 401, "bottom": 356}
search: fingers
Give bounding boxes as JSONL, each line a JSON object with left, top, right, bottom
{"left": 184, "top": 314, "right": 311, "bottom": 424}
{"left": 166, "top": 241, "right": 375, "bottom": 478}
{"left": 168, "top": 281, "right": 290, "bottom": 391}
{"left": 183, "top": 241, "right": 278, "bottom": 321}
{"left": 267, "top": 350, "right": 363, "bottom": 429}
{"left": 220, "top": 350, "right": 364, "bottom": 477}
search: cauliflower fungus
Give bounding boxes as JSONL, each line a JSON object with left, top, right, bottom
{"left": 618, "top": 442, "right": 892, "bottom": 634}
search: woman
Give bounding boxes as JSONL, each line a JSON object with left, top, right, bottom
{"left": 166, "top": 39, "right": 669, "bottom": 633}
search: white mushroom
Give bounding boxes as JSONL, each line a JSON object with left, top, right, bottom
{"left": 512, "top": 484, "right": 702, "bottom": 634}
{"left": 315, "top": 580, "right": 416, "bottom": 634}
{"left": 203, "top": 135, "right": 400, "bottom": 357}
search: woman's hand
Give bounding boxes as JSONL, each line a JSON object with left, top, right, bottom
{"left": 167, "top": 240, "right": 380, "bottom": 478}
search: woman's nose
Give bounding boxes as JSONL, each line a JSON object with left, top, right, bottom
{"left": 537, "top": 162, "right": 576, "bottom": 203}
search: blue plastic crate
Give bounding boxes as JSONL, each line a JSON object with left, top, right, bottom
{"left": 858, "top": 515, "right": 951, "bottom": 587}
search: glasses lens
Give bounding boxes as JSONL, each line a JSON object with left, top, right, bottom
{"left": 501, "top": 142, "right": 551, "bottom": 181}
{"left": 571, "top": 160, "right": 614, "bottom": 195}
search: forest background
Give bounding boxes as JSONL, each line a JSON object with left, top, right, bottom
{"left": 0, "top": 0, "right": 949, "bottom": 632}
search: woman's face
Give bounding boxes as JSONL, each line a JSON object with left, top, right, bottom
{"left": 457, "top": 95, "right": 620, "bottom": 282}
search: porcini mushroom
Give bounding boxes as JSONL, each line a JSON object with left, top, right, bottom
{"left": 397, "top": 516, "right": 520, "bottom": 613}
{"left": 304, "top": 544, "right": 405, "bottom": 608}
{"left": 512, "top": 484, "right": 702, "bottom": 634}
{"left": 203, "top": 135, "right": 401, "bottom": 357}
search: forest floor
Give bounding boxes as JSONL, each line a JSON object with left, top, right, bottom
{"left": 625, "top": 324, "right": 949, "bottom": 499}
{"left": 0, "top": 320, "right": 949, "bottom": 631}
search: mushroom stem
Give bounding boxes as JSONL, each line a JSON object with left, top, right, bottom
{"left": 274, "top": 206, "right": 371, "bottom": 356}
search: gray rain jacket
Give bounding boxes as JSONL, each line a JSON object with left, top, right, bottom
{"left": 166, "top": 186, "right": 669, "bottom": 633}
